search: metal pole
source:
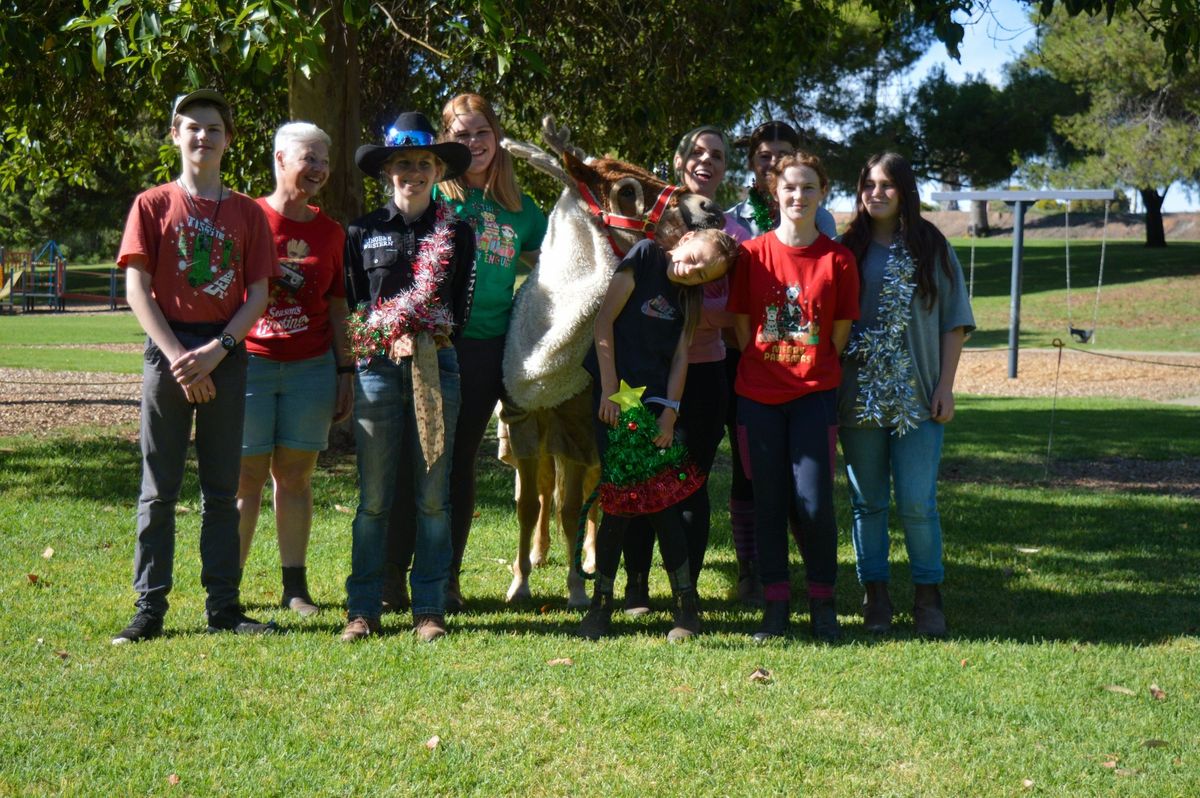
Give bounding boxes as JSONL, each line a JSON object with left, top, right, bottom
{"left": 1008, "top": 201, "right": 1027, "bottom": 378}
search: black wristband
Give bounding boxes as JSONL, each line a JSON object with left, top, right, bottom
{"left": 336, "top": 365, "right": 355, "bottom": 375}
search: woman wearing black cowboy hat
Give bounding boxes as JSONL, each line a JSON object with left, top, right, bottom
{"left": 340, "top": 111, "right": 476, "bottom": 643}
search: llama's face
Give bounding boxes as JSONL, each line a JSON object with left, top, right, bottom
{"left": 563, "top": 151, "right": 724, "bottom": 253}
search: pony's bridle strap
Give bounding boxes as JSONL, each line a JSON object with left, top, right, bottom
{"left": 575, "top": 179, "right": 680, "bottom": 256}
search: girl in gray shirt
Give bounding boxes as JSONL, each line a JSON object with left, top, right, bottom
{"left": 837, "top": 152, "right": 975, "bottom": 639}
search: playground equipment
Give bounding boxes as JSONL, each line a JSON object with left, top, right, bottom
{"left": 931, "top": 189, "right": 1116, "bottom": 378}
{"left": 1063, "top": 200, "right": 1109, "bottom": 344}
{"left": 0, "top": 241, "right": 126, "bottom": 312}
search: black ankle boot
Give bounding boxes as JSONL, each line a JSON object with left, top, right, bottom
{"left": 862, "top": 581, "right": 893, "bottom": 634}
{"left": 808, "top": 596, "right": 841, "bottom": 643}
{"left": 753, "top": 599, "right": 790, "bottom": 642}
{"left": 578, "top": 588, "right": 615, "bottom": 640}
{"left": 913, "top": 583, "right": 946, "bottom": 638}
{"left": 622, "top": 570, "right": 651, "bottom": 616}
{"left": 736, "top": 557, "right": 764, "bottom": 607}
{"left": 667, "top": 563, "right": 701, "bottom": 641}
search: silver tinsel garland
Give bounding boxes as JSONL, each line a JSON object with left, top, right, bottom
{"left": 844, "top": 239, "right": 921, "bottom": 436}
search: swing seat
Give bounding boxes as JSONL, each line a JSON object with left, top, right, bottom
{"left": 1069, "top": 326, "right": 1094, "bottom": 344}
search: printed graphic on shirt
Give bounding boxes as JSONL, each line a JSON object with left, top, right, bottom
{"left": 757, "top": 283, "right": 819, "bottom": 363}
{"left": 253, "top": 237, "right": 313, "bottom": 339}
{"left": 176, "top": 215, "right": 235, "bottom": 298}
{"left": 473, "top": 209, "right": 518, "bottom": 267}
{"left": 641, "top": 294, "right": 678, "bottom": 320}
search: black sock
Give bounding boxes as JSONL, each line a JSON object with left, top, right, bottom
{"left": 281, "top": 566, "right": 309, "bottom": 599}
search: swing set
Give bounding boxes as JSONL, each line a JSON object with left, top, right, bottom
{"left": 931, "top": 189, "right": 1117, "bottom": 377}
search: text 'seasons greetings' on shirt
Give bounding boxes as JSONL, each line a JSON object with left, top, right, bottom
{"left": 118, "top": 183, "right": 278, "bottom": 324}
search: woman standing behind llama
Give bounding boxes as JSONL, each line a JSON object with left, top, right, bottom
{"left": 436, "top": 93, "right": 547, "bottom": 611}
{"left": 727, "top": 152, "right": 858, "bottom": 643}
{"left": 620, "top": 126, "right": 747, "bottom": 614}
{"left": 837, "top": 152, "right": 974, "bottom": 638}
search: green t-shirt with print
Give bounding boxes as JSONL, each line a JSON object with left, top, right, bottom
{"left": 437, "top": 187, "right": 547, "bottom": 339}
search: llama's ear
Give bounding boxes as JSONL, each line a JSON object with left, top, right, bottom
{"left": 502, "top": 137, "right": 570, "bottom": 185}
{"left": 542, "top": 115, "right": 589, "bottom": 162}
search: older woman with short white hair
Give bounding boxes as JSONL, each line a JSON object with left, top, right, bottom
{"left": 236, "top": 121, "right": 352, "bottom": 615}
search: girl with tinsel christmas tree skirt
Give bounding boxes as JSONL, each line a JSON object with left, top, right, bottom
{"left": 578, "top": 227, "right": 740, "bottom": 641}
{"left": 836, "top": 153, "right": 975, "bottom": 638}
{"left": 727, "top": 153, "right": 860, "bottom": 644}
{"left": 340, "top": 112, "right": 475, "bottom": 644}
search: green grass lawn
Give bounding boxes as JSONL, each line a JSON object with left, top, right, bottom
{"left": 2, "top": 396, "right": 1197, "bottom": 795}
{"left": 0, "top": 311, "right": 144, "bottom": 372}
{"left": 952, "top": 239, "right": 1200, "bottom": 351}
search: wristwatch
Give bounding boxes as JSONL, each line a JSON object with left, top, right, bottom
{"left": 218, "top": 332, "right": 237, "bottom": 352}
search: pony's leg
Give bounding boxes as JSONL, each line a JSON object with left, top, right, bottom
{"left": 559, "top": 458, "right": 598, "bottom": 608}
{"left": 507, "top": 456, "right": 539, "bottom": 603}
{"left": 582, "top": 462, "right": 600, "bottom": 574}
{"left": 530, "top": 450, "right": 555, "bottom": 568}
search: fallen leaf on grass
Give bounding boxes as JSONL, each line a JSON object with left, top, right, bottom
{"left": 749, "top": 667, "right": 771, "bottom": 684}
{"left": 1103, "top": 684, "right": 1136, "bottom": 696}
{"left": 53, "top": 650, "right": 68, "bottom": 661}
{"left": 547, "top": 657, "right": 573, "bottom": 666}
{"left": 1149, "top": 683, "right": 1166, "bottom": 700}
{"left": 539, "top": 604, "right": 552, "bottom": 614}
{"left": 472, "top": 512, "right": 481, "bottom": 519}
{"left": 1100, "top": 754, "right": 1119, "bottom": 768}
{"left": 1015, "top": 547, "right": 1041, "bottom": 554}
{"left": 1143, "top": 739, "right": 1169, "bottom": 749}
{"left": 42, "top": 547, "right": 54, "bottom": 559}
{"left": 334, "top": 504, "right": 353, "bottom": 514}
{"left": 1022, "top": 778, "right": 1034, "bottom": 789}
{"left": 174, "top": 505, "right": 192, "bottom": 515}
{"left": 26, "top": 573, "right": 48, "bottom": 586}
{"left": 672, "top": 685, "right": 694, "bottom": 694}
{"left": 424, "top": 735, "right": 441, "bottom": 750}
{"left": 960, "top": 658, "right": 969, "bottom": 667}
{"left": 167, "top": 774, "right": 180, "bottom": 786}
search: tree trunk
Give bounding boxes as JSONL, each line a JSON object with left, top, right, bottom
{"left": 970, "top": 199, "right": 989, "bottom": 236}
{"left": 287, "top": 0, "right": 362, "bottom": 226}
{"left": 1139, "top": 187, "right": 1166, "bottom": 248}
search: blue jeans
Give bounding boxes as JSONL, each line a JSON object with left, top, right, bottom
{"left": 346, "top": 349, "right": 460, "bottom": 619}
{"left": 133, "top": 329, "right": 246, "bottom": 616}
{"left": 839, "top": 420, "right": 945, "bottom": 585}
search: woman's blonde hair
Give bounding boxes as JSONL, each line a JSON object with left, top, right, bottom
{"left": 438, "top": 93, "right": 522, "bottom": 212}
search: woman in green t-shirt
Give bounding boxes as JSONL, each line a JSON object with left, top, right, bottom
{"left": 436, "top": 93, "right": 547, "bottom": 609}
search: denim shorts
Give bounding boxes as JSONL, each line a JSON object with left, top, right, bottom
{"left": 242, "top": 350, "right": 336, "bottom": 455}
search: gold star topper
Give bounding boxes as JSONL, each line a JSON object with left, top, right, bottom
{"left": 609, "top": 380, "right": 646, "bottom": 413}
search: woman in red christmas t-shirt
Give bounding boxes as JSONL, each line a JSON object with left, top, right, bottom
{"left": 235, "top": 122, "right": 351, "bottom": 616}
{"left": 727, "top": 152, "right": 859, "bottom": 642}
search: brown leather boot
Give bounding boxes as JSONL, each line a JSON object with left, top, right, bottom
{"left": 862, "top": 581, "right": 893, "bottom": 634}
{"left": 413, "top": 613, "right": 447, "bottom": 642}
{"left": 913, "top": 583, "right": 947, "bottom": 638}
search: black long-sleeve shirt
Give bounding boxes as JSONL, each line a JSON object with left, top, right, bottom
{"left": 343, "top": 199, "right": 476, "bottom": 335}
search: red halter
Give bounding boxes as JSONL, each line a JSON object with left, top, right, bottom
{"left": 574, "top": 179, "right": 680, "bottom": 257}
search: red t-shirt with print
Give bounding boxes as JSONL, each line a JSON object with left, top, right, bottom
{"left": 727, "top": 232, "right": 859, "bottom": 404}
{"left": 117, "top": 183, "right": 277, "bottom": 324}
{"left": 244, "top": 199, "right": 347, "bottom": 361}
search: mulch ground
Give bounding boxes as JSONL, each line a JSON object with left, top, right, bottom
{"left": 3, "top": 344, "right": 1197, "bottom": 496}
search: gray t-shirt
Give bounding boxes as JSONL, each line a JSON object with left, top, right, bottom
{"left": 838, "top": 240, "right": 976, "bottom": 427}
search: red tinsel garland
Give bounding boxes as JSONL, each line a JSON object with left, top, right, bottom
{"left": 599, "top": 461, "right": 705, "bottom": 517}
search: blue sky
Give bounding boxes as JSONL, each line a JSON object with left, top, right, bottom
{"left": 883, "top": 0, "right": 1196, "bottom": 212}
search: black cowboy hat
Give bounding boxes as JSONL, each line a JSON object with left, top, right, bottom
{"left": 355, "top": 111, "right": 471, "bottom": 180}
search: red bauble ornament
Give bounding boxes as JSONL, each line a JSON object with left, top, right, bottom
{"left": 627, "top": 422, "right": 638, "bottom": 431}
